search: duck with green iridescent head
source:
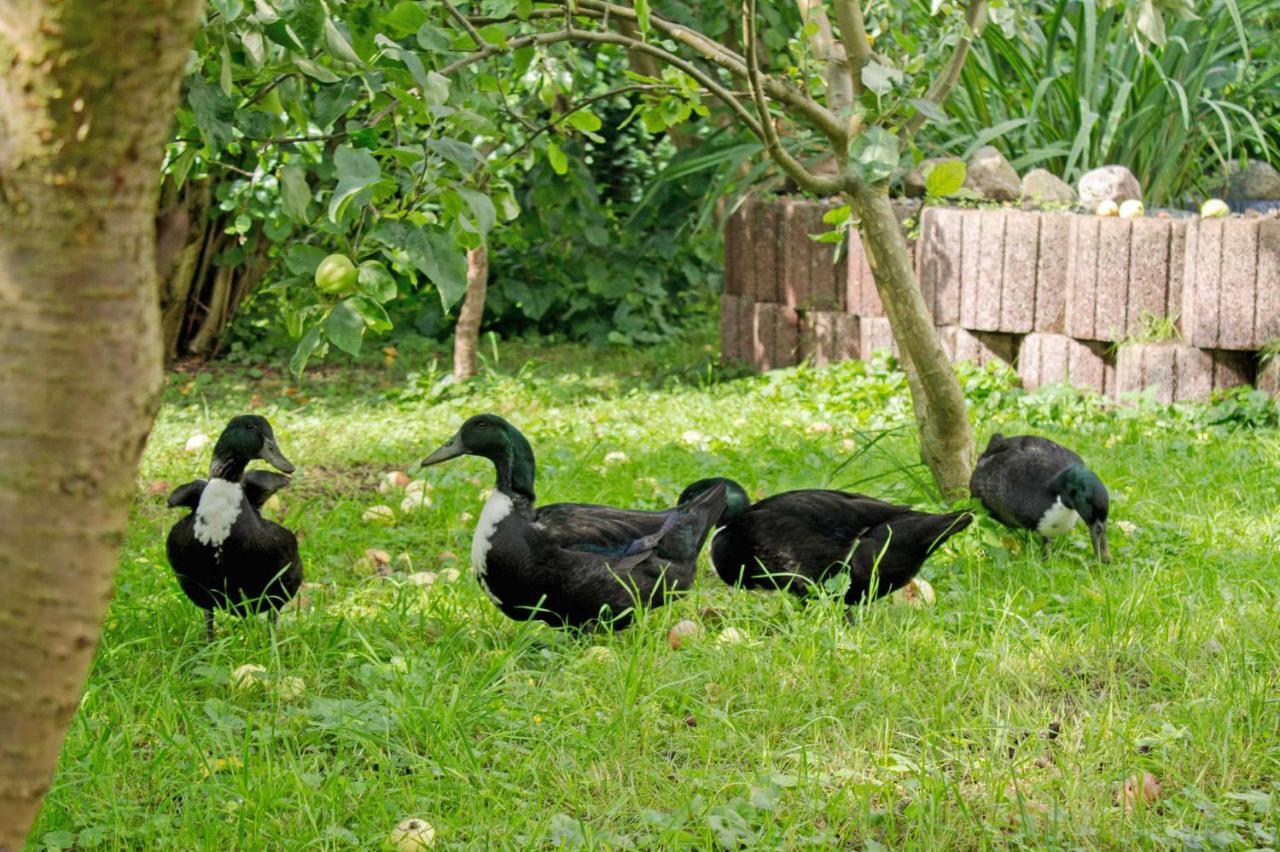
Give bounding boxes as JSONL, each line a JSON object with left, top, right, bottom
{"left": 969, "top": 434, "right": 1111, "bottom": 562}
{"left": 165, "top": 415, "right": 302, "bottom": 639}
{"left": 421, "top": 414, "right": 726, "bottom": 629}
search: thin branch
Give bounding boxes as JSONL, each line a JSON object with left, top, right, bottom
{"left": 831, "top": 0, "right": 874, "bottom": 96}
{"left": 795, "top": 0, "right": 853, "bottom": 115}
{"left": 497, "top": 84, "right": 658, "bottom": 166}
{"left": 905, "top": 0, "right": 987, "bottom": 134}
{"left": 441, "top": 0, "right": 489, "bottom": 48}
{"left": 744, "top": 0, "right": 844, "bottom": 196}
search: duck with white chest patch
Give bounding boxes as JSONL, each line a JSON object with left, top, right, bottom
{"left": 165, "top": 415, "right": 302, "bottom": 639}
{"left": 421, "top": 414, "right": 726, "bottom": 629}
{"left": 969, "top": 433, "right": 1112, "bottom": 562}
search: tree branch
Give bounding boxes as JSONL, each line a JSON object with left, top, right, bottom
{"left": 441, "top": 0, "right": 489, "bottom": 49}
{"left": 831, "top": 0, "right": 874, "bottom": 96}
{"left": 497, "top": 83, "right": 660, "bottom": 166}
{"left": 905, "top": 0, "right": 987, "bottom": 134}
{"left": 795, "top": 0, "right": 853, "bottom": 115}
{"left": 743, "top": 0, "right": 843, "bottom": 196}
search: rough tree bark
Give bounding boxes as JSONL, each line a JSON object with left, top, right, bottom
{"left": 0, "top": 1, "right": 205, "bottom": 845}
{"left": 453, "top": 245, "right": 490, "bottom": 382}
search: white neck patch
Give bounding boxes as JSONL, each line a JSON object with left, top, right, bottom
{"left": 471, "top": 490, "right": 513, "bottom": 605}
{"left": 194, "top": 478, "right": 244, "bottom": 546}
{"left": 1037, "top": 496, "right": 1079, "bottom": 538}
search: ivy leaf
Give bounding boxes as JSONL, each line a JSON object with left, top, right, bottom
{"left": 290, "top": 322, "right": 325, "bottom": 377}
{"left": 326, "top": 299, "right": 365, "bottom": 355}
{"left": 188, "top": 75, "right": 235, "bottom": 149}
{"left": 546, "top": 142, "right": 568, "bottom": 175}
{"left": 567, "top": 110, "right": 603, "bottom": 133}
{"left": 280, "top": 165, "right": 312, "bottom": 222}
{"left": 357, "top": 260, "right": 397, "bottom": 303}
{"left": 924, "top": 160, "right": 966, "bottom": 197}
{"left": 861, "top": 61, "right": 904, "bottom": 97}
{"left": 848, "top": 127, "right": 900, "bottom": 184}
{"left": 328, "top": 146, "right": 381, "bottom": 223}
{"left": 323, "top": 18, "right": 363, "bottom": 65}
{"left": 458, "top": 188, "right": 496, "bottom": 238}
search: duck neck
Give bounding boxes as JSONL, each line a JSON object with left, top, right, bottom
{"left": 210, "top": 455, "right": 248, "bottom": 483}
{"left": 491, "top": 433, "right": 536, "bottom": 504}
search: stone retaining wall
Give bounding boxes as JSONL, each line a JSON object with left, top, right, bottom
{"left": 721, "top": 197, "right": 1279, "bottom": 400}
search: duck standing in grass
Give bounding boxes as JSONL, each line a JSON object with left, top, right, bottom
{"left": 969, "top": 433, "right": 1111, "bottom": 562}
{"left": 677, "top": 478, "right": 972, "bottom": 603}
{"left": 166, "top": 415, "right": 302, "bottom": 639}
{"left": 421, "top": 414, "right": 726, "bottom": 629}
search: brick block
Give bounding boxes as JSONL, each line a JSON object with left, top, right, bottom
{"left": 1219, "top": 220, "right": 1259, "bottom": 350}
{"left": 1258, "top": 221, "right": 1280, "bottom": 344}
{"left": 801, "top": 311, "right": 861, "bottom": 367}
{"left": 999, "top": 210, "right": 1039, "bottom": 333}
{"left": 1257, "top": 355, "right": 1280, "bottom": 397}
{"left": 844, "top": 223, "right": 865, "bottom": 315}
{"left": 804, "top": 203, "right": 844, "bottom": 311}
{"left": 772, "top": 303, "right": 800, "bottom": 369}
{"left": 1114, "top": 343, "right": 1212, "bottom": 403}
{"left": 719, "top": 294, "right": 743, "bottom": 362}
{"left": 832, "top": 313, "right": 860, "bottom": 362}
{"left": 1175, "top": 346, "right": 1214, "bottom": 401}
{"left": 973, "top": 209, "right": 1007, "bottom": 332}
{"left": 1167, "top": 219, "right": 1192, "bottom": 330}
{"left": 724, "top": 204, "right": 746, "bottom": 296}
{"left": 1212, "top": 349, "right": 1253, "bottom": 390}
{"left": 1034, "top": 213, "right": 1071, "bottom": 332}
{"left": 1064, "top": 216, "right": 1100, "bottom": 339}
{"left": 937, "top": 325, "right": 1018, "bottom": 367}
{"left": 850, "top": 230, "right": 884, "bottom": 317}
{"left": 1093, "top": 218, "right": 1132, "bottom": 341}
{"left": 751, "top": 200, "right": 781, "bottom": 303}
{"left": 779, "top": 200, "right": 813, "bottom": 309}
{"left": 959, "top": 209, "right": 984, "bottom": 328}
{"left": 1018, "top": 332, "right": 1111, "bottom": 395}
{"left": 859, "top": 316, "right": 897, "bottom": 356}
{"left": 919, "top": 206, "right": 963, "bottom": 325}
{"left": 1185, "top": 218, "right": 1223, "bottom": 348}
{"left": 1126, "top": 219, "right": 1172, "bottom": 335}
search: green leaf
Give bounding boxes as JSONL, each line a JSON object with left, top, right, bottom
{"left": 188, "top": 75, "right": 235, "bottom": 149}
{"left": 427, "top": 138, "right": 477, "bottom": 172}
{"left": 567, "top": 110, "right": 603, "bottom": 133}
{"left": 284, "top": 244, "right": 327, "bottom": 276}
{"left": 280, "top": 165, "right": 312, "bottom": 222}
{"left": 323, "top": 18, "right": 363, "bottom": 64}
{"left": 285, "top": 0, "right": 325, "bottom": 50}
{"left": 547, "top": 142, "right": 568, "bottom": 175}
{"left": 384, "top": 1, "right": 428, "bottom": 34}
{"left": 416, "top": 24, "right": 453, "bottom": 52}
{"left": 212, "top": 0, "right": 245, "bottom": 20}
{"left": 924, "top": 160, "right": 966, "bottom": 197}
{"left": 326, "top": 299, "right": 365, "bottom": 355}
{"left": 351, "top": 296, "right": 393, "bottom": 332}
{"left": 516, "top": 0, "right": 533, "bottom": 19}
{"left": 313, "top": 79, "right": 360, "bottom": 128}
{"left": 290, "top": 322, "right": 324, "bottom": 377}
{"left": 458, "top": 188, "right": 496, "bottom": 238}
{"left": 328, "top": 146, "right": 381, "bottom": 222}
{"left": 292, "top": 55, "right": 340, "bottom": 83}
{"left": 860, "top": 61, "right": 904, "bottom": 97}
{"left": 848, "top": 127, "right": 900, "bottom": 184}
{"left": 252, "top": 0, "right": 278, "bottom": 23}
{"left": 908, "top": 97, "right": 947, "bottom": 123}
{"left": 219, "top": 44, "right": 234, "bottom": 96}
{"left": 375, "top": 222, "right": 468, "bottom": 310}
{"left": 168, "top": 147, "right": 197, "bottom": 188}
{"left": 635, "top": 0, "right": 651, "bottom": 35}
{"left": 495, "top": 191, "right": 521, "bottom": 222}
{"left": 822, "top": 204, "right": 851, "bottom": 226}
{"left": 240, "top": 29, "right": 266, "bottom": 69}
{"left": 262, "top": 20, "right": 304, "bottom": 51}
{"left": 357, "top": 261, "right": 397, "bottom": 302}
{"left": 423, "top": 71, "right": 450, "bottom": 106}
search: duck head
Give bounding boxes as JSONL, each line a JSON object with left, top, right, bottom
{"left": 678, "top": 477, "right": 751, "bottom": 526}
{"left": 210, "top": 415, "right": 294, "bottom": 480}
{"left": 1053, "top": 463, "right": 1110, "bottom": 562}
{"left": 422, "top": 414, "right": 536, "bottom": 500}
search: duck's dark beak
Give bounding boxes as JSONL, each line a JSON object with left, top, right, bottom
{"left": 1089, "top": 520, "right": 1110, "bottom": 563}
{"left": 423, "top": 431, "right": 466, "bottom": 467}
{"left": 259, "top": 437, "right": 295, "bottom": 474}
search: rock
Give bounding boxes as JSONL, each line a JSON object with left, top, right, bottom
{"left": 964, "top": 146, "right": 1020, "bottom": 201}
{"left": 903, "top": 157, "right": 963, "bottom": 198}
{"left": 1077, "top": 165, "right": 1141, "bottom": 206}
{"left": 1020, "top": 168, "right": 1076, "bottom": 205}
{"left": 1227, "top": 160, "right": 1280, "bottom": 202}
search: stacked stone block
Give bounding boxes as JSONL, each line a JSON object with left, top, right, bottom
{"left": 722, "top": 198, "right": 1278, "bottom": 401}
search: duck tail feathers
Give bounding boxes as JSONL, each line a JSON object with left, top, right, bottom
{"left": 876, "top": 510, "right": 973, "bottom": 555}
{"left": 657, "top": 482, "right": 728, "bottom": 564}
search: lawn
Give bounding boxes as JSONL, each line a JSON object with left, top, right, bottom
{"left": 32, "top": 331, "right": 1280, "bottom": 849}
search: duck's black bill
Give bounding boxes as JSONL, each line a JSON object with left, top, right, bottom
{"left": 423, "top": 432, "right": 466, "bottom": 467}
{"left": 259, "top": 437, "right": 295, "bottom": 473}
{"left": 1090, "top": 521, "right": 1111, "bottom": 563}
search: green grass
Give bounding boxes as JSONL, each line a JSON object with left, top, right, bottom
{"left": 32, "top": 331, "right": 1280, "bottom": 849}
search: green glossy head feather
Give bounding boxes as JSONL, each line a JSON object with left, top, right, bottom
{"left": 423, "top": 413, "right": 536, "bottom": 500}
{"left": 678, "top": 477, "right": 751, "bottom": 525}
{"left": 1053, "top": 462, "right": 1110, "bottom": 562}
{"left": 211, "top": 415, "right": 293, "bottom": 479}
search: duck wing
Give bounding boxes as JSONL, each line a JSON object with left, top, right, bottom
{"left": 167, "top": 479, "right": 208, "bottom": 510}
{"left": 534, "top": 502, "right": 679, "bottom": 557}
{"left": 243, "top": 470, "right": 291, "bottom": 510}
{"left": 971, "top": 434, "right": 1080, "bottom": 528}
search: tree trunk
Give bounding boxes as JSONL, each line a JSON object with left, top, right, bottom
{"left": 0, "top": 1, "right": 204, "bottom": 845}
{"left": 453, "top": 245, "right": 490, "bottom": 382}
{"left": 849, "top": 181, "right": 975, "bottom": 500}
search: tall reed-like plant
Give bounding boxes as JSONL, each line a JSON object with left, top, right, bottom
{"left": 934, "top": 0, "right": 1280, "bottom": 205}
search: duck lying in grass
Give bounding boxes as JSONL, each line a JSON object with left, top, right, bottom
{"left": 166, "top": 415, "right": 302, "bottom": 640}
{"left": 422, "top": 414, "right": 726, "bottom": 629}
{"left": 969, "top": 433, "right": 1111, "bottom": 562}
{"left": 678, "top": 478, "right": 972, "bottom": 603}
